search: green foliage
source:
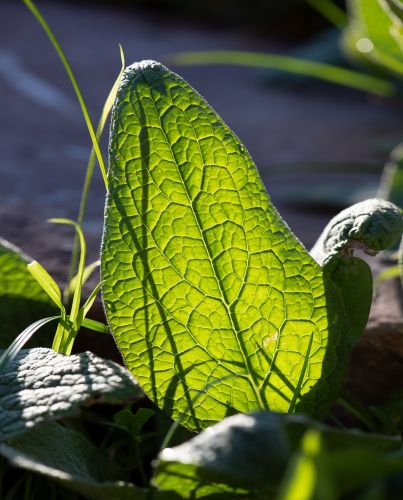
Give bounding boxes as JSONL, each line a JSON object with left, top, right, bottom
{"left": 0, "top": 240, "right": 57, "bottom": 349}
{"left": 344, "top": 0, "right": 403, "bottom": 77}
{"left": 155, "top": 412, "right": 403, "bottom": 499}
{"left": 0, "top": 347, "right": 141, "bottom": 441}
{"left": 2, "top": 1, "right": 403, "bottom": 498}
{"left": 101, "top": 61, "right": 402, "bottom": 432}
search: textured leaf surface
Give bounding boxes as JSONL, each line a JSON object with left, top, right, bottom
{"left": 102, "top": 60, "right": 357, "bottom": 429}
{"left": 0, "top": 239, "right": 57, "bottom": 348}
{"left": 0, "top": 347, "right": 142, "bottom": 441}
{"left": 0, "top": 422, "right": 175, "bottom": 500}
{"left": 310, "top": 199, "right": 403, "bottom": 266}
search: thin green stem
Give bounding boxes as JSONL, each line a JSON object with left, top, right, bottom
{"left": 169, "top": 51, "right": 395, "bottom": 97}
{"left": 22, "top": 0, "right": 108, "bottom": 187}
{"left": 65, "top": 45, "right": 125, "bottom": 301}
{"left": 305, "top": 0, "right": 347, "bottom": 28}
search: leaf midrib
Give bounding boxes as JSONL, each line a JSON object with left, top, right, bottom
{"left": 141, "top": 74, "right": 265, "bottom": 409}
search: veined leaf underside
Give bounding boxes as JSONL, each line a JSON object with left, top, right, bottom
{"left": 102, "top": 61, "right": 347, "bottom": 429}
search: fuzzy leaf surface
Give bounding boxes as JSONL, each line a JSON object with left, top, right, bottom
{"left": 0, "top": 347, "right": 142, "bottom": 441}
{"left": 0, "top": 421, "right": 176, "bottom": 500}
{"left": 102, "top": 61, "right": 357, "bottom": 429}
{"left": 0, "top": 239, "right": 57, "bottom": 348}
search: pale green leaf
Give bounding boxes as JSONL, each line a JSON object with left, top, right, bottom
{"left": 101, "top": 61, "right": 375, "bottom": 430}
{"left": 0, "top": 239, "right": 57, "bottom": 348}
{"left": 27, "top": 260, "right": 64, "bottom": 310}
{"left": 0, "top": 347, "right": 142, "bottom": 441}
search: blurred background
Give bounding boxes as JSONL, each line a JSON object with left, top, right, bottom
{"left": 1, "top": 0, "right": 403, "bottom": 281}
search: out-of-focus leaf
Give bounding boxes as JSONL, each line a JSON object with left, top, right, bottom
{"left": 344, "top": 0, "right": 403, "bottom": 77}
{"left": 0, "top": 239, "right": 57, "bottom": 348}
{"left": 155, "top": 413, "right": 289, "bottom": 498}
{"left": 155, "top": 411, "right": 401, "bottom": 499}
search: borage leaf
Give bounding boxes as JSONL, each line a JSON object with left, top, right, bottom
{"left": 0, "top": 347, "right": 142, "bottom": 441}
{"left": 101, "top": 61, "right": 364, "bottom": 430}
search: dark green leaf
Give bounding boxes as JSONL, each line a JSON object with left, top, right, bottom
{"left": 0, "top": 239, "right": 57, "bottom": 348}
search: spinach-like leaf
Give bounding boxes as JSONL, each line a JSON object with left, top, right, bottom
{"left": 101, "top": 61, "right": 371, "bottom": 429}
{"left": 0, "top": 347, "right": 142, "bottom": 441}
{"left": 0, "top": 239, "right": 57, "bottom": 348}
{"left": 0, "top": 421, "right": 175, "bottom": 500}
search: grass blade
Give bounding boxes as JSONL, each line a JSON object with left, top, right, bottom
{"left": 79, "top": 281, "right": 103, "bottom": 320}
{"left": 305, "top": 0, "right": 347, "bottom": 27}
{"left": 169, "top": 51, "right": 395, "bottom": 96}
{"left": 67, "top": 260, "right": 100, "bottom": 298}
{"left": 48, "top": 219, "right": 85, "bottom": 324}
{"left": 0, "top": 316, "right": 59, "bottom": 374}
{"left": 22, "top": 0, "right": 108, "bottom": 187}
{"left": 65, "top": 46, "right": 125, "bottom": 302}
{"left": 27, "top": 261, "right": 64, "bottom": 311}
{"left": 81, "top": 318, "right": 109, "bottom": 333}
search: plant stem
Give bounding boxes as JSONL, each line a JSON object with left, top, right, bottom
{"left": 65, "top": 47, "right": 125, "bottom": 302}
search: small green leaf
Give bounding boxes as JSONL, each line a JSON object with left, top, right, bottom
{"left": 0, "top": 239, "right": 57, "bottom": 348}
{"left": 114, "top": 407, "right": 155, "bottom": 439}
{"left": 27, "top": 260, "right": 64, "bottom": 311}
{"left": 81, "top": 317, "right": 109, "bottom": 333}
{"left": 0, "top": 348, "right": 142, "bottom": 441}
{"left": 310, "top": 199, "right": 403, "bottom": 267}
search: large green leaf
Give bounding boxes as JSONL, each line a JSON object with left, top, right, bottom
{"left": 101, "top": 61, "right": 368, "bottom": 430}
{"left": 0, "top": 239, "right": 57, "bottom": 348}
{"left": 0, "top": 347, "right": 142, "bottom": 441}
